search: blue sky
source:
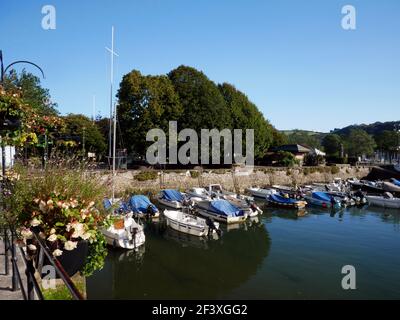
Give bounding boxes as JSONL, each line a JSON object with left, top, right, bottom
{"left": 1, "top": 0, "right": 399, "bottom": 132}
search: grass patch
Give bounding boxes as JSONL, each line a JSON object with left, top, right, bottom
{"left": 42, "top": 277, "right": 86, "bottom": 300}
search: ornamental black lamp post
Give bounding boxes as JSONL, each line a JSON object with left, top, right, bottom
{"left": 0, "top": 49, "right": 45, "bottom": 176}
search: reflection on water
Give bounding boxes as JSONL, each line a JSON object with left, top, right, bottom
{"left": 87, "top": 204, "right": 400, "bottom": 300}
{"left": 87, "top": 217, "right": 270, "bottom": 299}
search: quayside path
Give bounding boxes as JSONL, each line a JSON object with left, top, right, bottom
{"left": 0, "top": 238, "right": 24, "bottom": 300}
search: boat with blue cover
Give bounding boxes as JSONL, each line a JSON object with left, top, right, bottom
{"left": 266, "top": 194, "right": 307, "bottom": 209}
{"left": 303, "top": 191, "right": 341, "bottom": 209}
{"left": 101, "top": 198, "right": 146, "bottom": 250}
{"left": 156, "top": 189, "right": 185, "bottom": 209}
{"left": 195, "top": 199, "right": 247, "bottom": 224}
{"left": 129, "top": 195, "right": 160, "bottom": 218}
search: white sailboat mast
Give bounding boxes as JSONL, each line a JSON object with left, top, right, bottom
{"left": 106, "top": 26, "right": 119, "bottom": 202}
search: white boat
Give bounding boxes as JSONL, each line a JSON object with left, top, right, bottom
{"left": 246, "top": 187, "right": 277, "bottom": 198}
{"left": 163, "top": 210, "right": 220, "bottom": 237}
{"left": 156, "top": 189, "right": 185, "bottom": 209}
{"left": 195, "top": 199, "right": 248, "bottom": 224}
{"left": 186, "top": 187, "right": 212, "bottom": 202}
{"left": 366, "top": 194, "right": 400, "bottom": 209}
{"left": 102, "top": 214, "right": 146, "bottom": 250}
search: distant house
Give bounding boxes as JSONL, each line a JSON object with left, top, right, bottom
{"left": 260, "top": 144, "right": 311, "bottom": 166}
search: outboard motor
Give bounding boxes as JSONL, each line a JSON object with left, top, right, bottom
{"left": 383, "top": 192, "right": 394, "bottom": 199}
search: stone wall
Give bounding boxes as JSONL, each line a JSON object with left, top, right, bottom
{"left": 105, "top": 166, "right": 372, "bottom": 195}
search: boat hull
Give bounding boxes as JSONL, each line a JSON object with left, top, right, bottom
{"left": 157, "top": 197, "right": 182, "bottom": 209}
{"left": 303, "top": 196, "right": 341, "bottom": 209}
{"left": 196, "top": 208, "right": 247, "bottom": 224}
{"left": 366, "top": 196, "right": 400, "bottom": 209}
{"left": 164, "top": 212, "right": 208, "bottom": 237}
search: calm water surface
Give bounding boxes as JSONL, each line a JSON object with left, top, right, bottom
{"left": 87, "top": 203, "right": 400, "bottom": 299}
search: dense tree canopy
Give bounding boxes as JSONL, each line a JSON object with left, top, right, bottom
{"left": 168, "top": 66, "right": 231, "bottom": 131}
{"left": 322, "top": 134, "right": 342, "bottom": 157}
{"left": 375, "top": 130, "right": 399, "bottom": 152}
{"left": 63, "top": 114, "right": 107, "bottom": 155}
{"left": 116, "top": 66, "right": 280, "bottom": 163}
{"left": 344, "top": 129, "right": 376, "bottom": 157}
{"left": 117, "top": 70, "right": 183, "bottom": 157}
{"left": 218, "top": 83, "right": 274, "bottom": 158}
{"left": 3, "top": 70, "right": 59, "bottom": 116}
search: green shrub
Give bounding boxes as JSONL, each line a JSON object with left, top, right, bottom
{"left": 134, "top": 171, "right": 158, "bottom": 181}
{"left": 190, "top": 171, "right": 200, "bottom": 179}
{"left": 330, "top": 166, "right": 340, "bottom": 175}
{"left": 276, "top": 151, "right": 299, "bottom": 167}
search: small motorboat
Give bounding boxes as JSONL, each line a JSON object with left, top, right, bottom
{"left": 156, "top": 189, "right": 185, "bottom": 209}
{"left": 195, "top": 199, "right": 247, "bottom": 224}
{"left": 303, "top": 191, "right": 341, "bottom": 209}
{"left": 163, "top": 209, "right": 220, "bottom": 237}
{"left": 206, "top": 184, "right": 254, "bottom": 202}
{"left": 101, "top": 198, "right": 146, "bottom": 250}
{"left": 382, "top": 181, "right": 400, "bottom": 193}
{"left": 129, "top": 195, "right": 159, "bottom": 218}
{"left": 246, "top": 187, "right": 277, "bottom": 198}
{"left": 102, "top": 213, "right": 146, "bottom": 250}
{"left": 266, "top": 194, "right": 307, "bottom": 209}
{"left": 226, "top": 197, "right": 263, "bottom": 217}
{"left": 366, "top": 192, "right": 400, "bottom": 209}
{"left": 186, "top": 187, "right": 211, "bottom": 202}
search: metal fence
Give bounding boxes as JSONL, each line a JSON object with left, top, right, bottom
{"left": 1, "top": 227, "right": 84, "bottom": 300}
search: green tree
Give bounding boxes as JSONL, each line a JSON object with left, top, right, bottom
{"left": 345, "top": 129, "right": 376, "bottom": 157}
{"left": 286, "top": 130, "right": 321, "bottom": 149}
{"left": 218, "top": 83, "right": 274, "bottom": 159}
{"left": 168, "top": 66, "right": 232, "bottom": 131}
{"left": 322, "top": 134, "right": 342, "bottom": 157}
{"left": 117, "top": 70, "right": 183, "bottom": 157}
{"left": 375, "top": 130, "right": 399, "bottom": 152}
{"left": 63, "top": 114, "right": 107, "bottom": 155}
{"left": 3, "top": 70, "right": 59, "bottom": 116}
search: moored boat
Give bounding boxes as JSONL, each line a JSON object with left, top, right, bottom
{"left": 195, "top": 199, "right": 247, "bottom": 224}
{"left": 101, "top": 198, "right": 146, "bottom": 250}
{"left": 163, "top": 209, "right": 220, "bottom": 237}
{"left": 102, "top": 213, "right": 146, "bottom": 250}
{"left": 129, "top": 195, "right": 159, "bottom": 218}
{"left": 157, "top": 189, "right": 185, "bottom": 209}
{"left": 366, "top": 193, "right": 400, "bottom": 209}
{"left": 303, "top": 191, "right": 341, "bottom": 209}
{"left": 246, "top": 187, "right": 277, "bottom": 198}
{"left": 266, "top": 194, "right": 307, "bottom": 209}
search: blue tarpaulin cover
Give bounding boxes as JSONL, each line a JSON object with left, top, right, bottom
{"left": 312, "top": 192, "right": 332, "bottom": 202}
{"left": 210, "top": 200, "right": 244, "bottom": 217}
{"left": 162, "top": 189, "right": 184, "bottom": 202}
{"left": 103, "top": 198, "right": 112, "bottom": 210}
{"left": 269, "top": 194, "right": 300, "bottom": 204}
{"left": 130, "top": 195, "right": 158, "bottom": 214}
{"left": 391, "top": 178, "right": 400, "bottom": 186}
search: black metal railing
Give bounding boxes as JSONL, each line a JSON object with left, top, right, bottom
{"left": 1, "top": 227, "right": 84, "bottom": 300}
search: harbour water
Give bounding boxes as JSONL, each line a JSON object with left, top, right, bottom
{"left": 87, "top": 202, "right": 400, "bottom": 299}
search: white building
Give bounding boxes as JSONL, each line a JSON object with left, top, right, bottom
{"left": 0, "top": 146, "right": 16, "bottom": 168}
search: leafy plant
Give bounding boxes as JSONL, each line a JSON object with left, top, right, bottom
{"left": 2, "top": 161, "right": 110, "bottom": 277}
